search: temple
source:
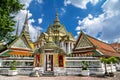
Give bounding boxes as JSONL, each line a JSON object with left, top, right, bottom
{"left": 0, "top": 12, "right": 34, "bottom": 74}
{"left": 33, "top": 12, "right": 75, "bottom": 75}
{"left": 34, "top": 12, "right": 75, "bottom": 54}
{"left": 0, "top": 12, "right": 120, "bottom": 76}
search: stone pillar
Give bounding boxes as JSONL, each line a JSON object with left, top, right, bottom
{"left": 41, "top": 42, "right": 44, "bottom": 46}
{"left": 64, "top": 42, "right": 66, "bottom": 53}
{"left": 61, "top": 41, "right": 64, "bottom": 49}
{"left": 39, "top": 43, "right": 40, "bottom": 48}
{"left": 68, "top": 42, "right": 71, "bottom": 54}
{"left": 71, "top": 43, "right": 74, "bottom": 49}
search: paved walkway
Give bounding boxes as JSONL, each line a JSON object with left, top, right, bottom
{"left": 0, "top": 72, "right": 120, "bottom": 80}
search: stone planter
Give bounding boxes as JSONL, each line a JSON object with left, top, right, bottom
{"left": 8, "top": 70, "right": 18, "bottom": 76}
{"left": 81, "top": 70, "right": 89, "bottom": 76}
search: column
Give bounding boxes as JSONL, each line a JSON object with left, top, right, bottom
{"left": 68, "top": 42, "right": 70, "bottom": 54}
{"left": 64, "top": 42, "right": 66, "bottom": 53}
{"left": 71, "top": 43, "right": 74, "bottom": 49}
{"left": 61, "top": 41, "right": 64, "bottom": 49}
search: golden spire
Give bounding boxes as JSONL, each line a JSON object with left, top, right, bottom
{"left": 54, "top": 9, "right": 60, "bottom": 26}
{"left": 48, "top": 28, "right": 53, "bottom": 42}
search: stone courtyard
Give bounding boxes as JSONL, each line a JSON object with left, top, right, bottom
{"left": 0, "top": 72, "right": 120, "bottom": 80}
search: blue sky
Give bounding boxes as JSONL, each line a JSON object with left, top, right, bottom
{"left": 14, "top": 0, "right": 120, "bottom": 43}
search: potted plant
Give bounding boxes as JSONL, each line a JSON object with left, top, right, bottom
{"left": 8, "top": 60, "right": 18, "bottom": 76}
{"left": 81, "top": 61, "right": 89, "bottom": 76}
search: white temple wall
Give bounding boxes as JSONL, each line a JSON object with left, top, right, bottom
{"left": 65, "top": 57, "right": 117, "bottom": 75}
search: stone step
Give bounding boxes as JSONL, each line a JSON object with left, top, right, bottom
{"left": 42, "top": 71, "right": 54, "bottom": 76}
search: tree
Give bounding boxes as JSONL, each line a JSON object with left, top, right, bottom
{"left": 0, "top": 0, "right": 23, "bottom": 42}
{"left": 100, "top": 57, "right": 108, "bottom": 75}
{"left": 108, "top": 57, "right": 118, "bottom": 73}
{"left": 101, "top": 57, "right": 118, "bottom": 76}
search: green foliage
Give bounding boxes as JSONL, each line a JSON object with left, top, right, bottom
{"left": 82, "top": 61, "right": 88, "bottom": 70}
{"left": 100, "top": 57, "right": 118, "bottom": 64}
{"left": 10, "top": 60, "right": 17, "bottom": 70}
{"left": 100, "top": 57, "right": 118, "bottom": 74}
{"left": 108, "top": 57, "right": 118, "bottom": 64}
{"left": 0, "top": 0, "right": 23, "bottom": 42}
{"left": 100, "top": 57, "right": 108, "bottom": 63}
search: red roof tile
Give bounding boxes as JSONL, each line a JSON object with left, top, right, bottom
{"left": 88, "top": 36, "right": 120, "bottom": 57}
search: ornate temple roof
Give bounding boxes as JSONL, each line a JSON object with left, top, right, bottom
{"left": 35, "top": 11, "right": 75, "bottom": 45}
{"left": 35, "top": 31, "right": 66, "bottom": 55}
{"left": 73, "top": 31, "right": 120, "bottom": 57}
{"left": 0, "top": 12, "right": 34, "bottom": 57}
{"left": 0, "top": 33, "right": 33, "bottom": 57}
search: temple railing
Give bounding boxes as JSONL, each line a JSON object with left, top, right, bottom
{"left": 2, "top": 57, "right": 34, "bottom": 60}
{"left": 65, "top": 57, "right": 99, "bottom": 60}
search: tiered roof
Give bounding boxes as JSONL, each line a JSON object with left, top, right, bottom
{"left": 0, "top": 12, "right": 34, "bottom": 57}
{"left": 73, "top": 31, "right": 120, "bottom": 57}
{"left": 34, "top": 12, "right": 75, "bottom": 51}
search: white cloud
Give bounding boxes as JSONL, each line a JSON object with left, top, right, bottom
{"left": 27, "top": 15, "right": 42, "bottom": 42}
{"left": 78, "top": 20, "right": 82, "bottom": 25}
{"left": 114, "top": 38, "right": 120, "bottom": 43}
{"left": 76, "top": 16, "right": 80, "bottom": 19}
{"left": 20, "top": 0, "right": 32, "bottom": 9}
{"left": 37, "top": 0, "right": 43, "bottom": 4}
{"left": 64, "top": 0, "right": 99, "bottom": 9}
{"left": 76, "top": 26, "right": 81, "bottom": 31}
{"left": 38, "top": 18, "right": 43, "bottom": 24}
{"left": 97, "top": 38, "right": 108, "bottom": 43}
{"left": 64, "top": 0, "right": 71, "bottom": 6}
{"left": 88, "top": 14, "right": 93, "bottom": 19}
{"left": 28, "top": 18, "right": 43, "bottom": 42}
{"left": 100, "top": 0, "right": 120, "bottom": 41}
{"left": 76, "top": 13, "right": 104, "bottom": 36}
{"left": 60, "top": 8, "right": 66, "bottom": 16}
{"left": 75, "top": 0, "right": 120, "bottom": 43}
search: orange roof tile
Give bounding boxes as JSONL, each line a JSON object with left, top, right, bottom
{"left": 88, "top": 36, "right": 120, "bottom": 57}
{"left": 9, "top": 51, "right": 32, "bottom": 56}
{"left": 88, "top": 36, "right": 115, "bottom": 52}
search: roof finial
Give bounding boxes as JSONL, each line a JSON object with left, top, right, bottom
{"left": 55, "top": 8, "right": 59, "bottom": 21}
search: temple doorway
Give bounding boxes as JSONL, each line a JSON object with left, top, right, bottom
{"left": 45, "top": 54, "right": 53, "bottom": 71}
